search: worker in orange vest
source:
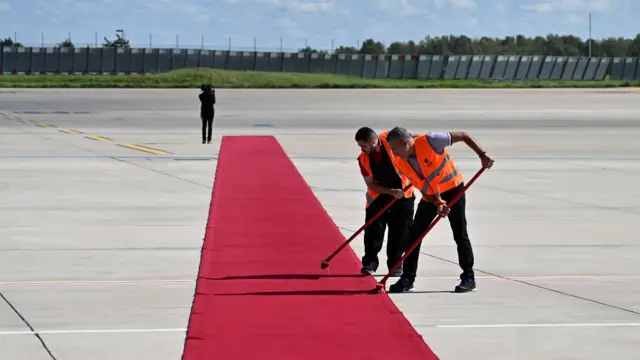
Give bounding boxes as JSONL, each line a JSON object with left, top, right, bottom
{"left": 355, "top": 127, "right": 416, "bottom": 276}
{"left": 384, "top": 126, "right": 494, "bottom": 293}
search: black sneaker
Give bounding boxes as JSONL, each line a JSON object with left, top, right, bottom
{"left": 360, "top": 265, "right": 375, "bottom": 275}
{"left": 388, "top": 277, "right": 414, "bottom": 293}
{"left": 454, "top": 277, "right": 476, "bottom": 293}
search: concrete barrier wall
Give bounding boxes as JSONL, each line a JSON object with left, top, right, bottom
{"left": 1, "top": 47, "right": 635, "bottom": 80}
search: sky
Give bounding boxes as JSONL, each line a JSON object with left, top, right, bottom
{"left": 0, "top": 0, "right": 638, "bottom": 52}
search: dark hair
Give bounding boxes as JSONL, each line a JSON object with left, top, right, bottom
{"left": 355, "top": 127, "right": 377, "bottom": 142}
{"left": 386, "top": 126, "right": 412, "bottom": 142}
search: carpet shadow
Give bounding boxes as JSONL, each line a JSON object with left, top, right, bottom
{"left": 211, "top": 289, "right": 457, "bottom": 296}
{"left": 203, "top": 273, "right": 367, "bottom": 281}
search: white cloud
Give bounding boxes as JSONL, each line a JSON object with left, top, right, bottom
{"left": 520, "top": 0, "right": 614, "bottom": 13}
{"left": 449, "top": 0, "right": 476, "bottom": 9}
{"left": 0, "top": 1, "right": 9, "bottom": 11}
{"left": 256, "top": 0, "right": 334, "bottom": 12}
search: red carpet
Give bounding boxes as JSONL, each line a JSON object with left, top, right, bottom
{"left": 182, "top": 136, "right": 440, "bottom": 360}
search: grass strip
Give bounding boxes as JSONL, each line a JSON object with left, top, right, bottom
{"left": 1, "top": 68, "right": 639, "bottom": 88}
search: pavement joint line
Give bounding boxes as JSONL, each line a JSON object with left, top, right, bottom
{"left": 430, "top": 323, "right": 640, "bottom": 329}
{"left": 0, "top": 328, "right": 187, "bottom": 336}
{"left": 118, "top": 143, "right": 172, "bottom": 155}
{"left": 3, "top": 323, "right": 640, "bottom": 336}
{"left": 85, "top": 135, "right": 111, "bottom": 142}
{"left": 2, "top": 275, "right": 640, "bottom": 287}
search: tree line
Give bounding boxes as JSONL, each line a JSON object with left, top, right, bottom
{"left": 300, "top": 34, "right": 640, "bottom": 57}
{"left": 0, "top": 33, "right": 130, "bottom": 48}
{"left": 3, "top": 33, "right": 640, "bottom": 57}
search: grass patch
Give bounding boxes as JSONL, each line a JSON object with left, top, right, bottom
{"left": 1, "top": 68, "right": 639, "bottom": 89}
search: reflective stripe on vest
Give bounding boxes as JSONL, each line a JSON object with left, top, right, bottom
{"left": 359, "top": 132, "right": 413, "bottom": 208}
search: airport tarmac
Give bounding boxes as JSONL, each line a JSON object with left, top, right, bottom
{"left": 1, "top": 88, "right": 640, "bottom": 360}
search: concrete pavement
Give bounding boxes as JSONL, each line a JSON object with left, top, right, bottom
{"left": 1, "top": 88, "right": 639, "bottom": 360}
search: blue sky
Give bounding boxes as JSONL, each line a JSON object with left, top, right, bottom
{"left": 0, "top": 0, "right": 638, "bottom": 52}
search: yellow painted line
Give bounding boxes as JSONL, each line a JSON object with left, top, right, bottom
{"left": 85, "top": 135, "right": 111, "bottom": 142}
{"left": 60, "top": 129, "right": 81, "bottom": 134}
{"left": 38, "top": 124, "right": 56, "bottom": 128}
{"left": 118, "top": 144, "right": 171, "bottom": 155}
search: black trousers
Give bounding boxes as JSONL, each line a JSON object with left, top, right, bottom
{"left": 201, "top": 112, "right": 214, "bottom": 141}
{"left": 362, "top": 195, "right": 415, "bottom": 270}
{"left": 401, "top": 183, "right": 475, "bottom": 282}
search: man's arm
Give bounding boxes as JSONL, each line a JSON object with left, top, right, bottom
{"left": 362, "top": 176, "right": 395, "bottom": 195}
{"left": 450, "top": 131, "right": 487, "bottom": 157}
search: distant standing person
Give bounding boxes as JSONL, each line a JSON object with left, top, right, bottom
{"left": 199, "top": 84, "right": 216, "bottom": 144}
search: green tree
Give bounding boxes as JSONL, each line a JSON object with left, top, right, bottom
{"left": 358, "top": 39, "right": 386, "bottom": 54}
{"left": 0, "top": 37, "right": 22, "bottom": 47}
{"left": 298, "top": 47, "right": 328, "bottom": 54}
{"left": 334, "top": 45, "right": 358, "bottom": 54}
{"left": 103, "top": 33, "right": 130, "bottom": 48}
{"left": 57, "top": 39, "right": 74, "bottom": 48}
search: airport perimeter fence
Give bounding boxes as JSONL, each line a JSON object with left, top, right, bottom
{"left": 1, "top": 46, "right": 640, "bottom": 81}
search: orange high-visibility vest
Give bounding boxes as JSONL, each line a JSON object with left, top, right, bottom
{"left": 392, "top": 133, "right": 464, "bottom": 202}
{"left": 358, "top": 131, "right": 414, "bottom": 208}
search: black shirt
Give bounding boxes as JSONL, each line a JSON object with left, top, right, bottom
{"left": 199, "top": 91, "right": 216, "bottom": 117}
{"left": 359, "top": 142, "right": 403, "bottom": 193}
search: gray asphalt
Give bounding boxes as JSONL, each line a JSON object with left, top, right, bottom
{"left": 1, "top": 88, "right": 639, "bottom": 360}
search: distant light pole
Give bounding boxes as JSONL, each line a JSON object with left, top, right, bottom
{"left": 588, "top": 13, "right": 592, "bottom": 57}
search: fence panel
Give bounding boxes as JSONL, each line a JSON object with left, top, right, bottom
{"left": 561, "top": 57, "right": 578, "bottom": 80}
{"left": 143, "top": 49, "right": 158, "bottom": 73}
{"left": 502, "top": 56, "right": 519, "bottom": 80}
{"left": 156, "top": 49, "right": 172, "bottom": 73}
{"left": 361, "top": 55, "right": 376, "bottom": 78}
{"left": 267, "top": 52, "right": 282, "bottom": 72}
{"left": 466, "top": 55, "right": 482, "bottom": 80}
{"left": 491, "top": 56, "right": 507, "bottom": 79}
{"left": 549, "top": 57, "right": 565, "bottom": 79}
{"left": 58, "top": 47, "right": 74, "bottom": 74}
{"left": 254, "top": 52, "right": 269, "bottom": 71}
{"left": 443, "top": 56, "right": 458, "bottom": 79}
{"left": 582, "top": 57, "right": 600, "bottom": 80}
{"left": 308, "top": 53, "right": 323, "bottom": 73}
{"left": 1, "top": 47, "right": 17, "bottom": 73}
{"left": 622, "top": 57, "right": 637, "bottom": 80}
{"left": 375, "top": 55, "right": 389, "bottom": 78}
{"left": 609, "top": 57, "right": 624, "bottom": 80}
{"left": 478, "top": 56, "right": 494, "bottom": 80}
{"left": 526, "top": 56, "right": 543, "bottom": 80}
{"left": 31, "top": 47, "right": 46, "bottom": 74}
{"left": 428, "top": 55, "right": 444, "bottom": 79}
{"left": 3, "top": 46, "right": 631, "bottom": 82}
{"left": 16, "top": 47, "right": 30, "bottom": 74}
{"left": 387, "top": 55, "right": 403, "bottom": 79}
{"left": 594, "top": 57, "right": 609, "bottom": 80}
{"left": 241, "top": 52, "right": 255, "bottom": 71}
{"left": 455, "top": 55, "right": 471, "bottom": 79}
{"left": 571, "top": 57, "right": 589, "bottom": 80}
{"left": 213, "top": 50, "right": 228, "bottom": 69}
{"left": 402, "top": 55, "right": 418, "bottom": 79}
{"left": 129, "top": 48, "right": 145, "bottom": 73}
{"left": 515, "top": 56, "right": 530, "bottom": 80}
{"left": 415, "top": 55, "right": 431, "bottom": 80}
{"left": 226, "top": 51, "right": 242, "bottom": 71}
